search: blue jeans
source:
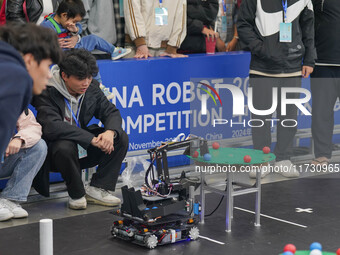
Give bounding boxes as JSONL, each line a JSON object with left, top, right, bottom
{"left": 75, "top": 34, "right": 115, "bottom": 54}
{"left": 0, "top": 140, "right": 47, "bottom": 202}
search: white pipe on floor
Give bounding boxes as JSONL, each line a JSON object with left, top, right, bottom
{"left": 40, "top": 219, "right": 53, "bottom": 255}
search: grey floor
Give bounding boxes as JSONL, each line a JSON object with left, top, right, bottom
{"left": 0, "top": 155, "right": 337, "bottom": 230}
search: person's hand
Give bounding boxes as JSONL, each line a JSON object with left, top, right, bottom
{"left": 302, "top": 66, "right": 314, "bottom": 78}
{"left": 5, "top": 138, "right": 23, "bottom": 157}
{"left": 58, "top": 36, "right": 78, "bottom": 49}
{"left": 91, "top": 137, "right": 99, "bottom": 147}
{"left": 134, "top": 45, "right": 152, "bottom": 59}
{"left": 160, "top": 52, "right": 188, "bottom": 58}
{"left": 216, "top": 38, "right": 226, "bottom": 52}
{"left": 202, "top": 27, "right": 219, "bottom": 40}
{"left": 65, "top": 23, "right": 78, "bottom": 33}
{"left": 97, "top": 130, "right": 115, "bottom": 154}
{"left": 226, "top": 37, "right": 238, "bottom": 52}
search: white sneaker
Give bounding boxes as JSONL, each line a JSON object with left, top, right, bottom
{"left": 85, "top": 186, "right": 121, "bottom": 206}
{"left": 274, "top": 160, "right": 300, "bottom": 178}
{"left": 0, "top": 203, "right": 14, "bottom": 222}
{"left": 249, "top": 165, "right": 271, "bottom": 179}
{"left": 68, "top": 196, "right": 87, "bottom": 210}
{"left": 111, "top": 47, "right": 132, "bottom": 60}
{"left": 0, "top": 198, "right": 28, "bottom": 218}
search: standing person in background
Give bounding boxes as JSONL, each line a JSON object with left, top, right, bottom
{"left": 81, "top": 0, "right": 125, "bottom": 50}
{"left": 111, "top": 0, "right": 125, "bottom": 48}
{"left": 6, "top": 0, "right": 62, "bottom": 24}
{"left": 179, "top": 0, "right": 219, "bottom": 54}
{"left": 0, "top": 23, "right": 62, "bottom": 165}
{"left": 124, "top": 0, "right": 187, "bottom": 58}
{"left": 215, "top": 0, "right": 240, "bottom": 52}
{"left": 237, "top": 0, "right": 316, "bottom": 178}
{"left": 310, "top": 0, "right": 340, "bottom": 166}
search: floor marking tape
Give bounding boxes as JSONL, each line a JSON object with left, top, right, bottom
{"left": 234, "top": 207, "right": 308, "bottom": 228}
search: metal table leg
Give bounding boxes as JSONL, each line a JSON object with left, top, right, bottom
{"left": 200, "top": 170, "right": 205, "bottom": 224}
{"left": 255, "top": 167, "right": 262, "bottom": 227}
{"left": 230, "top": 173, "right": 234, "bottom": 219}
{"left": 226, "top": 172, "right": 233, "bottom": 232}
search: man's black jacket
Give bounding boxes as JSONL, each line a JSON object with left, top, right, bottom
{"left": 31, "top": 79, "right": 124, "bottom": 196}
{"left": 6, "top": 0, "right": 61, "bottom": 23}
{"left": 313, "top": 0, "right": 340, "bottom": 65}
{"left": 237, "top": 0, "right": 316, "bottom": 74}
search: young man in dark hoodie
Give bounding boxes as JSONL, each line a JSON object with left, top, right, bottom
{"left": 0, "top": 22, "right": 62, "bottom": 170}
{"left": 32, "top": 49, "right": 128, "bottom": 210}
{"left": 310, "top": 0, "right": 340, "bottom": 166}
{"left": 237, "top": 0, "right": 316, "bottom": 178}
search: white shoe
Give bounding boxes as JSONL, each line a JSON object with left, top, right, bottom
{"left": 0, "top": 203, "right": 14, "bottom": 221}
{"left": 274, "top": 160, "right": 300, "bottom": 178}
{"left": 68, "top": 196, "right": 87, "bottom": 210}
{"left": 111, "top": 47, "right": 132, "bottom": 60}
{"left": 85, "top": 186, "right": 121, "bottom": 206}
{"left": 0, "top": 198, "right": 28, "bottom": 218}
{"left": 249, "top": 165, "right": 270, "bottom": 179}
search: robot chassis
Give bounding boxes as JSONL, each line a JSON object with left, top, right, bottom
{"left": 111, "top": 137, "right": 209, "bottom": 249}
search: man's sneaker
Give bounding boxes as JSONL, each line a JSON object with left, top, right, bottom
{"left": 249, "top": 165, "right": 271, "bottom": 179}
{"left": 85, "top": 186, "right": 121, "bottom": 206}
{"left": 111, "top": 47, "right": 132, "bottom": 60}
{"left": 68, "top": 196, "right": 87, "bottom": 210}
{"left": 274, "top": 160, "right": 300, "bottom": 178}
{"left": 0, "top": 198, "right": 28, "bottom": 218}
{"left": 0, "top": 203, "right": 14, "bottom": 221}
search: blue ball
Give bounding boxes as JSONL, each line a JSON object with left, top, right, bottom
{"left": 203, "top": 153, "right": 211, "bottom": 161}
{"left": 310, "top": 242, "right": 322, "bottom": 251}
{"left": 283, "top": 252, "right": 294, "bottom": 255}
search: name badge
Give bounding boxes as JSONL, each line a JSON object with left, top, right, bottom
{"left": 119, "top": 0, "right": 124, "bottom": 17}
{"left": 155, "top": 7, "right": 168, "bottom": 25}
{"left": 221, "top": 15, "right": 227, "bottom": 33}
{"left": 279, "top": 22, "right": 292, "bottom": 43}
{"left": 78, "top": 144, "right": 87, "bottom": 159}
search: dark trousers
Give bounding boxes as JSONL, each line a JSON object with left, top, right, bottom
{"left": 311, "top": 66, "right": 340, "bottom": 159}
{"left": 49, "top": 130, "right": 128, "bottom": 199}
{"left": 249, "top": 74, "right": 301, "bottom": 161}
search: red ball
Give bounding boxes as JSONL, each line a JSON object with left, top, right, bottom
{"left": 284, "top": 244, "right": 296, "bottom": 254}
{"left": 243, "top": 155, "right": 251, "bottom": 163}
{"left": 193, "top": 151, "right": 199, "bottom": 158}
{"left": 336, "top": 248, "right": 340, "bottom": 255}
{"left": 262, "top": 146, "right": 270, "bottom": 154}
{"left": 212, "top": 142, "right": 220, "bottom": 150}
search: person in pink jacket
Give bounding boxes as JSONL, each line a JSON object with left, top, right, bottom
{"left": 0, "top": 109, "right": 47, "bottom": 221}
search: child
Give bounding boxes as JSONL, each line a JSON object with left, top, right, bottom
{"left": 41, "top": 0, "right": 131, "bottom": 60}
{"left": 215, "top": 0, "right": 240, "bottom": 52}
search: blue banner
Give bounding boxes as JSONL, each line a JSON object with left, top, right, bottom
{"left": 98, "top": 52, "right": 251, "bottom": 151}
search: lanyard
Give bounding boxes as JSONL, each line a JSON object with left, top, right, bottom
{"left": 64, "top": 98, "right": 81, "bottom": 127}
{"left": 282, "top": 0, "right": 288, "bottom": 23}
{"left": 222, "top": 0, "right": 227, "bottom": 13}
